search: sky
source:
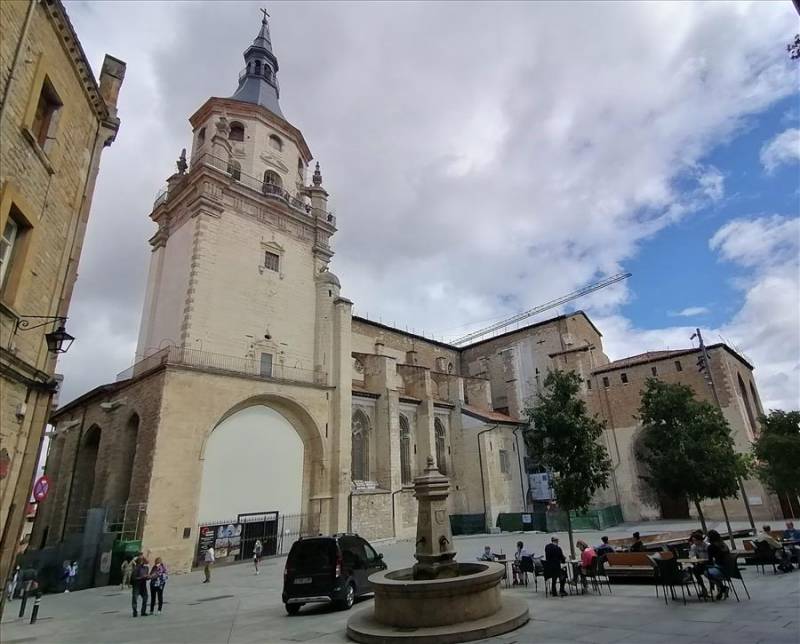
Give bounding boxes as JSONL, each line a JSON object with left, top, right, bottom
{"left": 56, "top": 0, "right": 799, "bottom": 411}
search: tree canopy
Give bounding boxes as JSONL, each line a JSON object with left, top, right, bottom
{"left": 752, "top": 409, "right": 800, "bottom": 498}
{"left": 524, "top": 369, "right": 611, "bottom": 554}
{"left": 636, "top": 378, "right": 742, "bottom": 529}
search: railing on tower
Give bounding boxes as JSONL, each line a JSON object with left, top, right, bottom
{"left": 116, "top": 345, "right": 326, "bottom": 386}
{"left": 150, "top": 152, "right": 336, "bottom": 227}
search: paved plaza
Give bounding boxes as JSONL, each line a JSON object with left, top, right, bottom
{"left": 2, "top": 521, "right": 799, "bottom": 644}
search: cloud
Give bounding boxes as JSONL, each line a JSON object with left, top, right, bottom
{"left": 53, "top": 1, "right": 797, "bottom": 408}
{"left": 669, "top": 306, "right": 711, "bottom": 317}
{"left": 760, "top": 127, "right": 800, "bottom": 173}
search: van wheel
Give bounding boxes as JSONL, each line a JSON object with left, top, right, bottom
{"left": 286, "top": 603, "right": 302, "bottom": 615}
{"left": 337, "top": 583, "right": 355, "bottom": 610}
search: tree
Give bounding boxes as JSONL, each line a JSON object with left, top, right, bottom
{"left": 788, "top": 34, "right": 800, "bottom": 60}
{"left": 637, "top": 378, "right": 741, "bottom": 533}
{"left": 524, "top": 369, "right": 612, "bottom": 557}
{"left": 753, "top": 410, "right": 800, "bottom": 513}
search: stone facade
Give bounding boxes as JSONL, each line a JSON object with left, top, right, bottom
{"left": 0, "top": 0, "right": 124, "bottom": 598}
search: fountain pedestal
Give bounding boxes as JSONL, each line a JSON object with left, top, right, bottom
{"left": 346, "top": 458, "right": 529, "bottom": 644}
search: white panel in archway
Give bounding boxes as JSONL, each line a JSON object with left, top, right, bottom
{"left": 198, "top": 405, "right": 303, "bottom": 523}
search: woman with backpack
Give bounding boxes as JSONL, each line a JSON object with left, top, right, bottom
{"left": 149, "top": 557, "right": 168, "bottom": 615}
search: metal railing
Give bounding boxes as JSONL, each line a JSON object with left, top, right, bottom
{"left": 116, "top": 345, "right": 326, "bottom": 385}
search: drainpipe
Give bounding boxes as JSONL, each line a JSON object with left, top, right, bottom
{"left": 0, "top": 0, "right": 37, "bottom": 128}
{"left": 477, "top": 425, "right": 498, "bottom": 532}
{"left": 347, "top": 491, "right": 352, "bottom": 533}
{"left": 513, "top": 427, "right": 527, "bottom": 511}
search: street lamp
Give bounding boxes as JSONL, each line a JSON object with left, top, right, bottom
{"left": 14, "top": 316, "right": 75, "bottom": 354}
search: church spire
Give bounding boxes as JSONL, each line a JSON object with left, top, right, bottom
{"left": 230, "top": 9, "right": 283, "bottom": 118}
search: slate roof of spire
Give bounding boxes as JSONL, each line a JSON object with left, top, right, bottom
{"left": 230, "top": 13, "right": 284, "bottom": 118}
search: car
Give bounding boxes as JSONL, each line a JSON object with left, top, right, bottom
{"left": 282, "top": 533, "right": 387, "bottom": 615}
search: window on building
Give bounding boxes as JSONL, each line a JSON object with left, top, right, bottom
{"left": 263, "top": 170, "right": 282, "bottom": 194}
{"left": 447, "top": 362, "right": 454, "bottom": 374}
{"left": 32, "top": 77, "right": 62, "bottom": 149}
{"left": 229, "top": 122, "right": 245, "bottom": 142}
{"left": 586, "top": 379, "right": 592, "bottom": 390}
{"left": 297, "top": 157, "right": 304, "bottom": 177}
{"left": 651, "top": 366, "right": 658, "bottom": 377}
{"left": 0, "top": 206, "right": 30, "bottom": 299}
{"left": 227, "top": 159, "right": 241, "bottom": 180}
{"left": 738, "top": 373, "right": 757, "bottom": 438}
{"left": 197, "top": 127, "right": 206, "bottom": 146}
{"left": 499, "top": 449, "right": 510, "bottom": 474}
{"left": 602, "top": 376, "right": 610, "bottom": 388}
{"left": 269, "top": 134, "right": 283, "bottom": 151}
{"left": 259, "top": 352, "right": 273, "bottom": 378}
{"left": 434, "top": 418, "right": 447, "bottom": 475}
{"left": 264, "top": 250, "right": 280, "bottom": 272}
{"left": 0, "top": 217, "right": 20, "bottom": 290}
{"left": 352, "top": 410, "right": 370, "bottom": 481}
{"left": 254, "top": 60, "right": 262, "bottom": 76}
{"left": 400, "top": 415, "right": 412, "bottom": 485}
{"left": 620, "top": 372, "right": 628, "bottom": 384}
{"left": 674, "top": 360, "right": 683, "bottom": 372}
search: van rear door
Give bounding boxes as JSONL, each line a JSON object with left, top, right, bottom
{"left": 286, "top": 539, "right": 337, "bottom": 597}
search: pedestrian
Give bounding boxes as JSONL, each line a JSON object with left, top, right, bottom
{"left": 544, "top": 536, "right": 567, "bottom": 597}
{"left": 203, "top": 546, "right": 215, "bottom": 583}
{"left": 149, "top": 557, "right": 168, "bottom": 615}
{"left": 6, "top": 565, "right": 20, "bottom": 600}
{"left": 120, "top": 557, "right": 133, "bottom": 589}
{"left": 131, "top": 555, "right": 150, "bottom": 617}
{"left": 68, "top": 560, "right": 78, "bottom": 591}
{"left": 61, "top": 560, "right": 72, "bottom": 593}
{"left": 253, "top": 539, "right": 263, "bottom": 575}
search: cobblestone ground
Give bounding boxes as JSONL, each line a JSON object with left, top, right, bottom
{"left": 2, "top": 521, "right": 799, "bottom": 644}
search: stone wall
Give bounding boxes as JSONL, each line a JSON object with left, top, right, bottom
{"left": 351, "top": 490, "right": 393, "bottom": 541}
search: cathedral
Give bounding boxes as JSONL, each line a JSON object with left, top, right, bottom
{"left": 30, "top": 15, "right": 779, "bottom": 576}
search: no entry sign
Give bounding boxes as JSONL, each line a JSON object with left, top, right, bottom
{"left": 33, "top": 475, "right": 50, "bottom": 502}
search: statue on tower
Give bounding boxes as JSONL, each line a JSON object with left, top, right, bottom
{"left": 176, "top": 148, "right": 188, "bottom": 175}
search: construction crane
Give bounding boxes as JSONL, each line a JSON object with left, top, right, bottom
{"left": 449, "top": 272, "right": 632, "bottom": 346}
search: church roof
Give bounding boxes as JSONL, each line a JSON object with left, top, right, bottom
{"left": 230, "top": 12, "right": 284, "bottom": 118}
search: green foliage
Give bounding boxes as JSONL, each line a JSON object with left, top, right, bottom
{"left": 752, "top": 410, "right": 800, "bottom": 497}
{"left": 637, "top": 378, "right": 741, "bottom": 505}
{"left": 523, "top": 369, "right": 612, "bottom": 514}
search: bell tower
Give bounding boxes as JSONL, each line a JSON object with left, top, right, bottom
{"left": 135, "top": 12, "right": 340, "bottom": 384}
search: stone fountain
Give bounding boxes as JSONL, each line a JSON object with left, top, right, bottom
{"left": 346, "top": 457, "right": 529, "bottom": 644}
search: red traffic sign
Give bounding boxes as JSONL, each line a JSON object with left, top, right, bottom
{"left": 33, "top": 475, "right": 50, "bottom": 502}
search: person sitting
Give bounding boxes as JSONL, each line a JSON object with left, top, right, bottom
{"left": 544, "top": 537, "right": 567, "bottom": 597}
{"left": 705, "top": 530, "right": 737, "bottom": 600}
{"left": 512, "top": 541, "right": 530, "bottom": 585}
{"left": 594, "top": 536, "right": 614, "bottom": 557}
{"left": 784, "top": 521, "right": 800, "bottom": 541}
{"left": 576, "top": 540, "right": 596, "bottom": 592}
{"left": 629, "top": 531, "right": 645, "bottom": 552}
{"left": 688, "top": 530, "right": 710, "bottom": 598}
{"left": 477, "top": 545, "right": 495, "bottom": 562}
{"left": 757, "top": 525, "right": 793, "bottom": 572}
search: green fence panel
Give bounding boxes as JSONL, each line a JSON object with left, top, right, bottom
{"left": 450, "top": 514, "right": 485, "bottom": 536}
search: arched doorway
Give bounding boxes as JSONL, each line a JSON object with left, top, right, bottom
{"left": 67, "top": 425, "right": 101, "bottom": 532}
{"left": 198, "top": 405, "right": 303, "bottom": 523}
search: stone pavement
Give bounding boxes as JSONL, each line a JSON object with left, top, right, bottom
{"left": 2, "top": 521, "right": 799, "bottom": 644}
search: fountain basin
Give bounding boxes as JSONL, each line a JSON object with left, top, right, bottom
{"left": 346, "top": 562, "right": 529, "bottom": 643}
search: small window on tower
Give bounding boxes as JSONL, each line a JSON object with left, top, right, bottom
{"left": 264, "top": 251, "right": 280, "bottom": 272}
{"left": 651, "top": 366, "right": 658, "bottom": 377}
{"left": 229, "top": 122, "right": 245, "bottom": 142}
{"left": 675, "top": 360, "right": 683, "bottom": 372}
{"left": 197, "top": 127, "right": 206, "bottom": 145}
{"left": 260, "top": 352, "right": 273, "bottom": 378}
{"left": 269, "top": 134, "right": 283, "bottom": 151}
{"left": 227, "top": 159, "right": 241, "bottom": 181}
{"left": 602, "top": 376, "right": 610, "bottom": 388}
{"left": 31, "top": 76, "right": 63, "bottom": 150}
{"left": 586, "top": 379, "right": 592, "bottom": 390}
{"left": 620, "top": 373, "right": 628, "bottom": 384}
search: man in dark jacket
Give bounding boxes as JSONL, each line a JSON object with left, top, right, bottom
{"left": 131, "top": 555, "right": 150, "bottom": 617}
{"left": 544, "top": 537, "right": 567, "bottom": 597}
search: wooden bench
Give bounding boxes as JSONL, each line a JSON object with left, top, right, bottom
{"left": 603, "top": 552, "right": 656, "bottom": 579}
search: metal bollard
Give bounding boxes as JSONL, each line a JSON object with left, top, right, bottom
{"left": 18, "top": 589, "right": 27, "bottom": 618}
{"left": 29, "top": 595, "right": 41, "bottom": 624}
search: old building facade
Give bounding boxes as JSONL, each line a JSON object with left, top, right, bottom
{"left": 0, "top": 0, "right": 124, "bottom": 599}
{"left": 29, "top": 14, "right": 780, "bottom": 580}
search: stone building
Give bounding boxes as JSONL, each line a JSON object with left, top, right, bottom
{"left": 29, "top": 14, "right": 780, "bottom": 579}
{"left": 0, "top": 0, "right": 124, "bottom": 597}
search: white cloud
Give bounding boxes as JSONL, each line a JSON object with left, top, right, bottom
{"left": 760, "top": 127, "right": 800, "bottom": 172}
{"left": 52, "top": 1, "right": 797, "bottom": 408}
{"left": 669, "top": 306, "right": 711, "bottom": 317}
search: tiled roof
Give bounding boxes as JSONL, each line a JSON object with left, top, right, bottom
{"left": 593, "top": 350, "right": 688, "bottom": 372}
{"left": 462, "top": 405, "right": 524, "bottom": 425}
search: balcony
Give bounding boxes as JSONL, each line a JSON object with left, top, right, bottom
{"left": 116, "top": 345, "right": 326, "bottom": 386}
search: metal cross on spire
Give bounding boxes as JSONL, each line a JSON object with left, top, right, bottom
{"left": 260, "top": 7, "right": 269, "bottom": 22}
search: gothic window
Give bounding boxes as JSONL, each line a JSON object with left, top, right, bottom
{"left": 227, "top": 159, "right": 241, "bottom": 181}
{"left": 352, "top": 410, "right": 370, "bottom": 482}
{"left": 263, "top": 170, "right": 282, "bottom": 195}
{"left": 447, "top": 362, "right": 454, "bottom": 374}
{"left": 229, "top": 122, "right": 245, "bottom": 142}
{"left": 434, "top": 418, "right": 447, "bottom": 476}
{"left": 269, "top": 134, "right": 283, "bottom": 151}
{"left": 400, "top": 415, "right": 412, "bottom": 485}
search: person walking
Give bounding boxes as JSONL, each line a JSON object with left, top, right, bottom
{"left": 120, "top": 557, "right": 133, "bottom": 589}
{"left": 253, "top": 539, "right": 263, "bottom": 575}
{"left": 68, "top": 561, "right": 78, "bottom": 591}
{"left": 544, "top": 537, "right": 567, "bottom": 597}
{"left": 203, "top": 546, "right": 215, "bottom": 583}
{"left": 149, "top": 557, "right": 168, "bottom": 615}
{"left": 6, "top": 565, "right": 20, "bottom": 600}
{"left": 131, "top": 555, "right": 150, "bottom": 617}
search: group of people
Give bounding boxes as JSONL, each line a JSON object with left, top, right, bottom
{"left": 756, "top": 522, "right": 799, "bottom": 572}
{"left": 121, "top": 554, "right": 168, "bottom": 617}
